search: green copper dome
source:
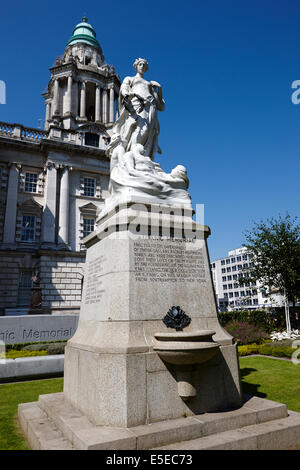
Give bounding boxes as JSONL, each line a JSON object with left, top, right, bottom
{"left": 66, "top": 17, "right": 101, "bottom": 49}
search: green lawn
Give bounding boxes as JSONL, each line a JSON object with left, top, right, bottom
{"left": 239, "top": 356, "right": 300, "bottom": 412}
{"left": 0, "top": 357, "right": 299, "bottom": 450}
{"left": 0, "top": 378, "right": 63, "bottom": 450}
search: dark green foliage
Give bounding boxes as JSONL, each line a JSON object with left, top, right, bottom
{"left": 243, "top": 213, "right": 300, "bottom": 304}
{"left": 218, "top": 310, "right": 286, "bottom": 333}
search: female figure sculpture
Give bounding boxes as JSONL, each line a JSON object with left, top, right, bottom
{"left": 105, "top": 59, "right": 191, "bottom": 209}
{"left": 110, "top": 58, "right": 165, "bottom": 160}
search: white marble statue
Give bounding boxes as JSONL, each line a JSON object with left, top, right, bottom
{"left": 110, "top": 58, "right": 165, "bottom": 160}
{"left": 106, "top": 137, "right": 191, "bottom": 208}
{"left": 105, "top": 59, "right": 192, "bottom": 209}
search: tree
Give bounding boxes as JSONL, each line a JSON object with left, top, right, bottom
{"left": 242, "top": 213, "right": 300, "bottom": 335}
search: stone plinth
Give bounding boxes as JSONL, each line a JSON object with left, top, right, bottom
{"left": 18, "top": 200, "right": 300, "bottom": 450}
{"left": 63, "top": 201, "right": 242, "bottom": 428}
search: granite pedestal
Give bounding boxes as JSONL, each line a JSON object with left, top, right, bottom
{"left": 18, "top": 201, "right": 300, "bottom": 449}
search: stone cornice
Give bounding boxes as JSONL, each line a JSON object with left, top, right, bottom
{"left": 0, "top": 134, "right": 109, "bottom": 159}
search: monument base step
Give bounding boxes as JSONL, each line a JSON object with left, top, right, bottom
{"left": 18, "top": 393, "right": 300, "bottom": 450}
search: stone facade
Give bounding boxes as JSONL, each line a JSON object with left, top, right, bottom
{"left": 0, "top": 18, "right": 120, "bottom": 316}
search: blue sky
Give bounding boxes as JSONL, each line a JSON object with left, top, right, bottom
{"left": 1, "top": 0, "right": 299, "bottom": 261}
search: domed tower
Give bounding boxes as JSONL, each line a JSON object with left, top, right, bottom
{"left": 43, "top": 17, "right": 120, "bottom": 145}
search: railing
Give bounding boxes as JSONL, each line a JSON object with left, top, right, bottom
{"left": 0, "top": 121, "right": 48, "bottom": 142}
{"left": 21, "top": 126, "right": 48, "bottom": 141}
{"left": 0, "top": 121, "right": 106, "bottom": 150}
{"left": 0, "top": 122, "right": 14, "bottom": 137}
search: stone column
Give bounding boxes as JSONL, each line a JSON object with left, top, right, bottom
{"left": 95, "top": 85, "right": 101, "bottom": 122}
{"left": 102, "top": 89, "right": 108, "bottom": 124}
{"left": 3, "top": 163, "right": 20, "bottom": 244}
{"left": 41, "top": 162, "right": 58, "bottom": 245}
{"left": 65, "top": 75, "right": 73, "bottom": 115}
{"left": 80, "top": 81, "right": 86, "bottom": 119}
{"left": 45, "top": 102, "right": 51, "bottom": 130}
{"left": 52, "top": 79, "right": 60, "bottom": 116}
{"left": 73, "top": 80, "right": 78, "bottom": 117}
{"left": 58, "top": 165, "right": 71, "bottom": 245}
{"left": 109, "top": 87, "right": 114, "bottom": 123}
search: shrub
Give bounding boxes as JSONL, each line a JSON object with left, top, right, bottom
{"left": 218, "top": 310, "right": 286, "bottom": 333}
{"left": 5, "top": 340, "right": 67, "bottom": 351}
{"left": 238, "top": 343, "right": 261, "bottom": 356}
{"left": 23, "top": 342, "right": 66, "bottom": 355}
{"left": 4, "top": 350, "right": 48, "bottom": 359}
{"left": 238, "top": 342, "right": 297, "bottom": 358}
{"left": 225, "top": 320, "right": 269, "bottom": 345}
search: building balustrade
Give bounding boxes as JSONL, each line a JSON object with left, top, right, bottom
{"left": 0, "top": 122, "right": 48, "bottom": 142}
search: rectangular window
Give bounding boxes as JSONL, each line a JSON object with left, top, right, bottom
{"left": 243, "top": 263, "right": 248, "bottom": 269}
{"left": 17, "top": 270, "right": 32, "bottom": 306}
{"left": 237, "top": 256, "right": 241, "bottom": 261}
{"left": 231, "top": 258, "right": 236, "bottom": 263}
{"left": 234, "top": 282, "right": 239, "bottom": 288}
{"left": 222, "top": 276, "right": 226, "bottom": 282}
{"left": 232, "top": 266, "right": 236, "bottom": 271}
{"left": 83, "top": 177, "right": 96, "bottom": 197}
{"left": 227, "top": 275, "right": 232, "bottom": 281}
{"left": 242, "top": 254, "right": 248, "bottom": 260}
{"left": 240, "top": 291, "right": 245, "bottom": 297}
{"left": 221, "top": 268, "right": 226, "bottom": 273}
{"left": 223, "top": 285, "right": 227, "bottom": 290}
{"left": 226, "top": 259, "right": 230, "bottom": 264}
{"left": 229, "top": 292, "right": 233, "bottom": 298}
{"left": 25, "top": 172, "right": 38, "bottom": 193}
{"left": 83, "top": 218, "right": 95, "bottom": 238}
{"left": 221, "top": 260, "right": 225, "bottom": 265}
{"left": 253, "top": 299, "right": 258, "bottom": 305}
{"left": 226, "top": 267, "right": 231, "bottom": 273}
{"left": 238, "top": 265, "right": 242, "bottom": 270}
{"left": 224, "top": 293, "right": 228, "bottom": 298}
{"left": 233, "top": 274, "right": 237, "bottom": 280}
{"left": 234, "top": 291, "right": 239, "bottom": 297}
{"left": 228, "top": 283, "right": 233, "bottom": 289}
{"left": 21, "top": 215, "right": 36, "bottom": 242}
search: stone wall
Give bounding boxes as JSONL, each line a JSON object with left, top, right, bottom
{"left": 0, "top": 254, "right": 20, "bottom": 311}
{"left": 39, "top": 253, "right": 85, "bottom": 314}
{"left": 0, "top": 251, "right": 85, "bottom": 316}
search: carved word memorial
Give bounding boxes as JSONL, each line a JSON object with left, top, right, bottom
{"left": 134, "top": 239, "right": 206, "bottom": 283}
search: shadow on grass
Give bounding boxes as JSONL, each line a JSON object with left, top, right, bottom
{"left": 240, "top": 367, "right": 267, "bottom": 399}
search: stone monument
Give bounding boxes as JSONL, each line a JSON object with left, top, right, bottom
{"left": 27, "top": 270, "right": 43, "bottom": 315}
{"left": 18, "top": 59, "right": 300, "bottom": 450}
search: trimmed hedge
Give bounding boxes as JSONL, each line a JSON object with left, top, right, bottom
{"left": 1, "top": 350, "right": 48, "bottom": 359}
{"left": 23, "top": 342, "right": 66, "bottom": 355}
{"left": 218, "top": 310, "right": 286, "bottom": 333}
{"left": 5, "top": 341, "right": 67, "bottom": 354}
{"left": 238, "top": 342, "right": 297, "bottom": 358}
